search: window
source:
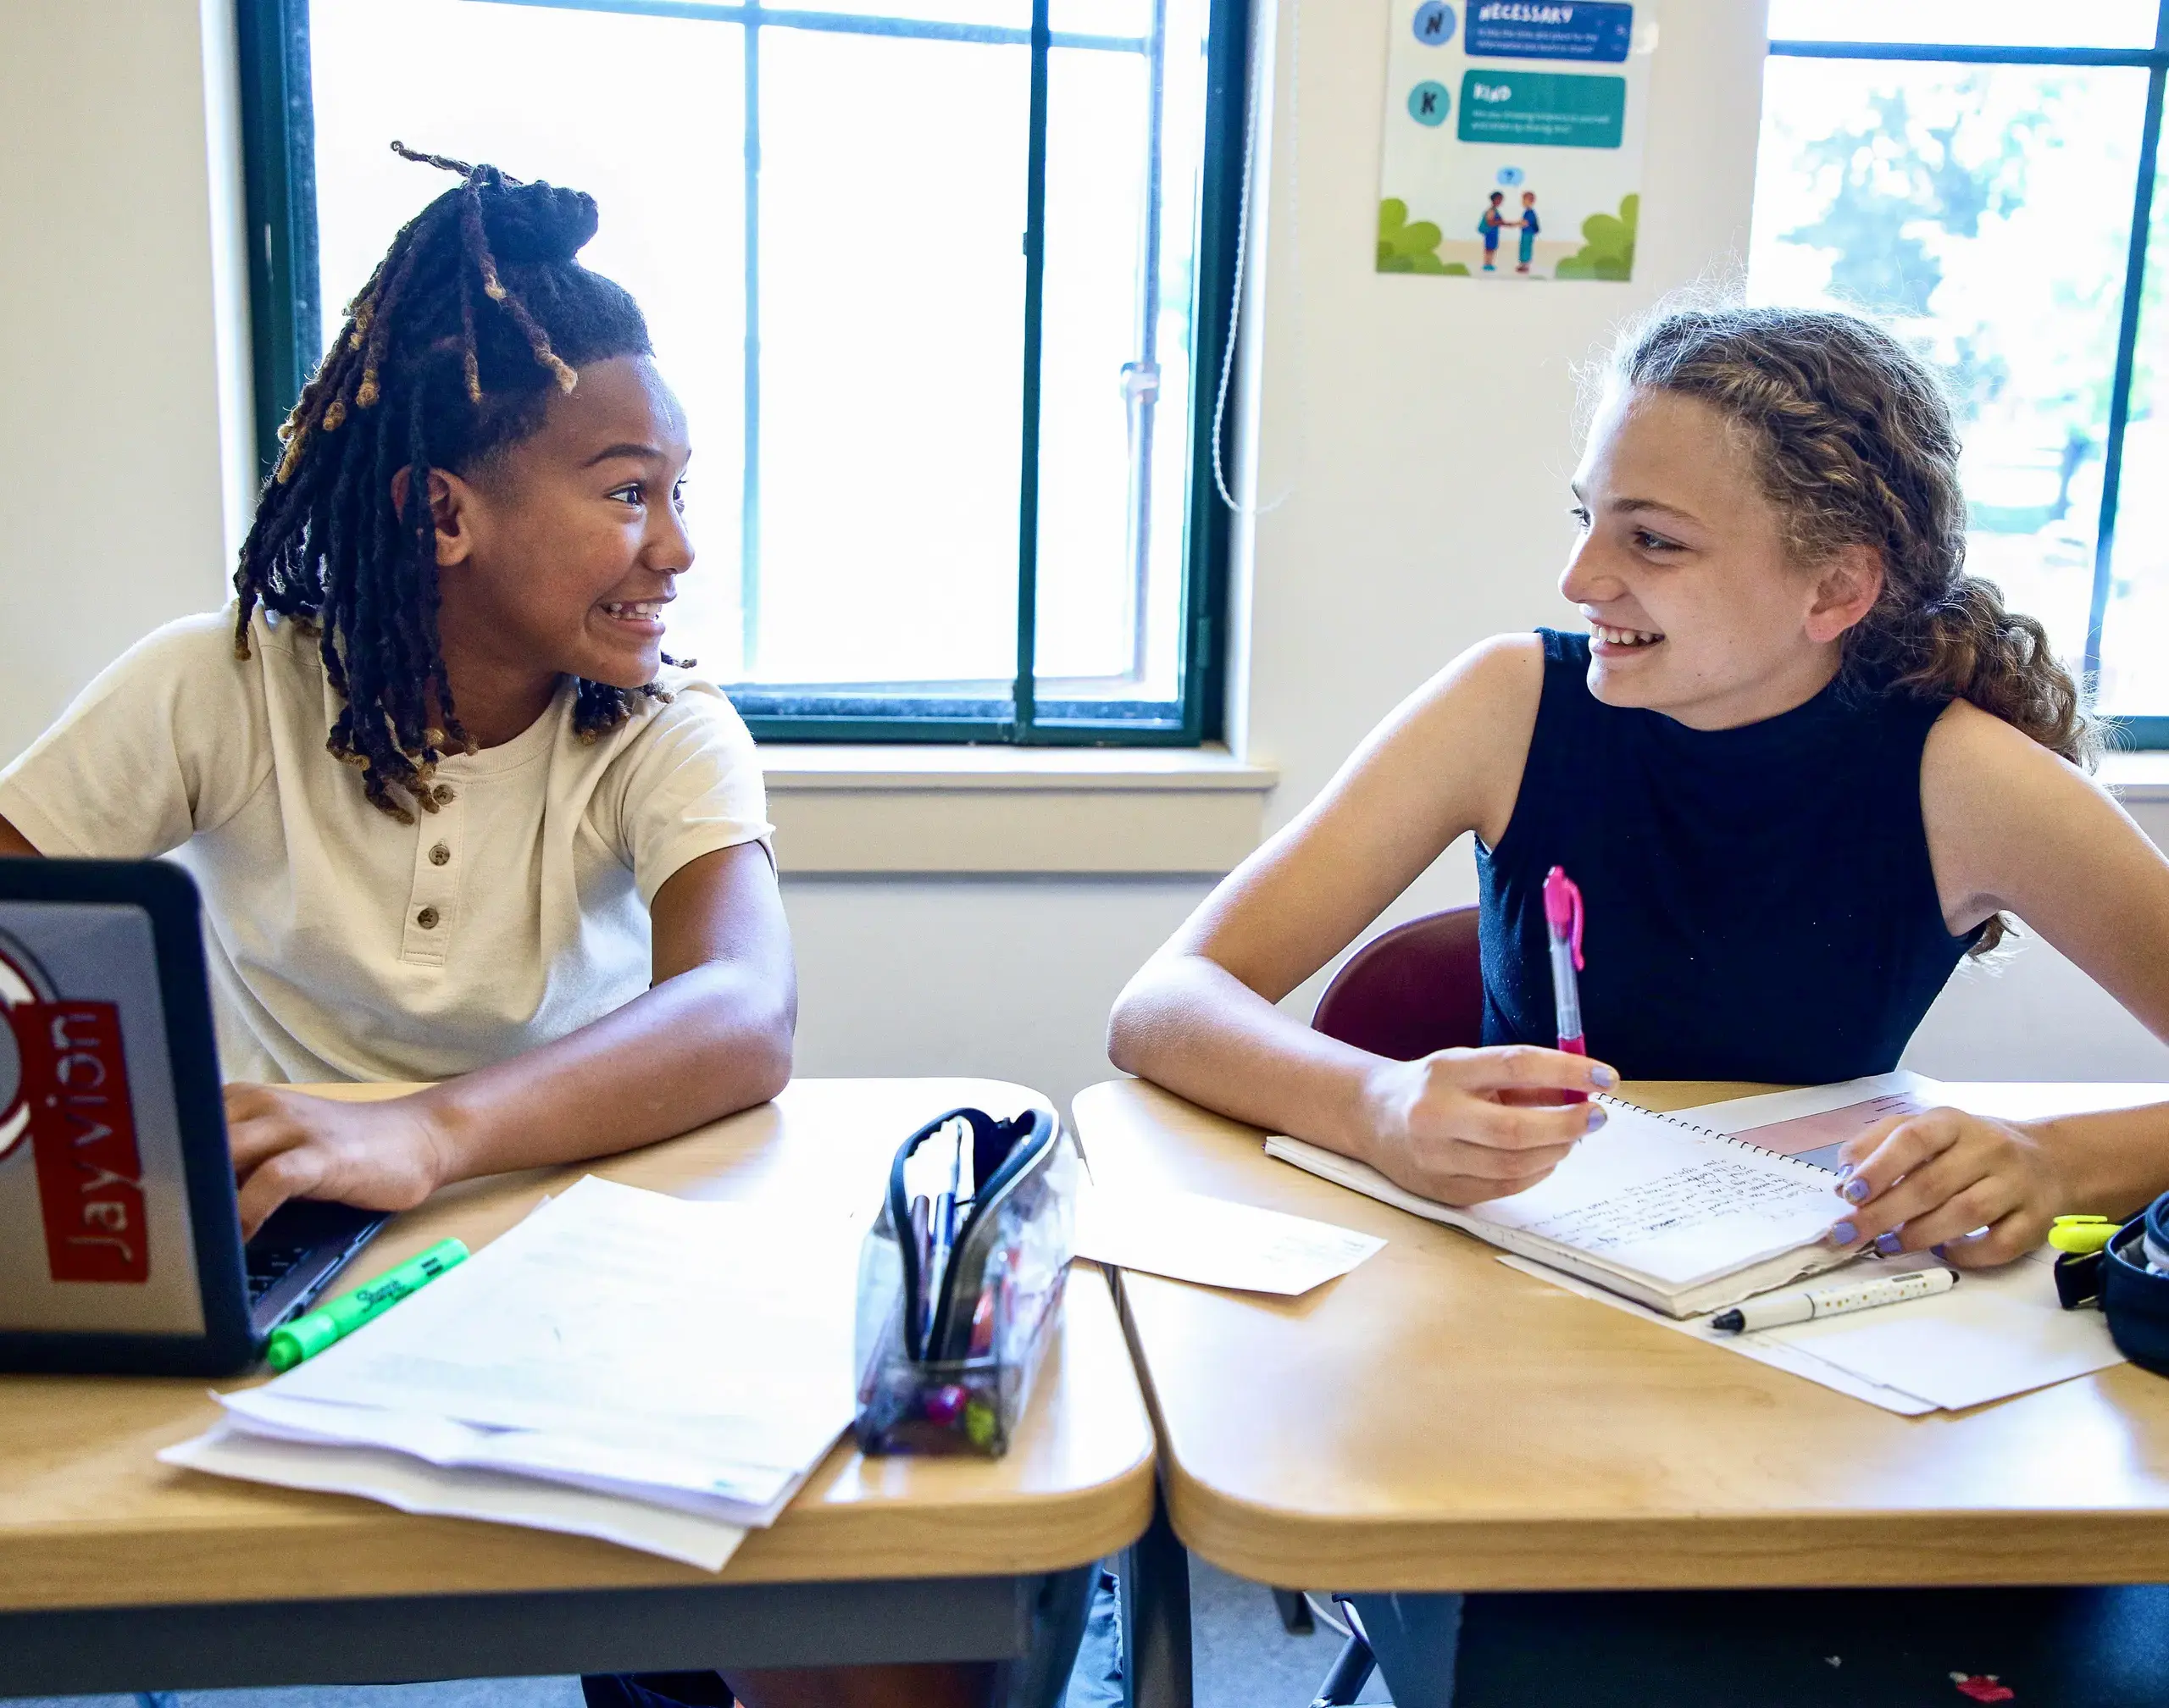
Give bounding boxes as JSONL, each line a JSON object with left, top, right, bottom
{"left": 235, "top": 0, "right": 1245, "bottom": 745}
{"left": 1756, "top": 2, "right": 2169, "bottom": 741}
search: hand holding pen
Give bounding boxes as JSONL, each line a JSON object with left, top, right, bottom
{"left": 1355, "top": 1048, "right": 1617, "bottom": 1207}
{"left": 1346, "top": 862, "right": 1614, "bottom": 1208}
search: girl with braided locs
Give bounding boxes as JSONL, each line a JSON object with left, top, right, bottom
{"left": 1110, "top": 303, "right": 2169, "bottom": 1703}
{"left": 1, "top": 145, "right": 1086, "bottom": 1708}
{"left": 0, "top": 148, "right": 1061, "bottom": 1708}
{"left": 245, "top": 142, "right": 683, "bottom": 820}
{"left": 2, "top": 141, "right": 800, "bottom": 1230}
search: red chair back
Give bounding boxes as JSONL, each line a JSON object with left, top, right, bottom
{"left": 1311, "top": 906, "right": 1484, "bottom": 1061}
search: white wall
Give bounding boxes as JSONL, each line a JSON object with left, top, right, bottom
{"left": 1237, "top": 0, "right": 1768, "bottom": 901}
{"left": 0, "top": 1, "right": 241, "bottom": 754}
{"left": 3, "top": 0, "right": 2165, "bottom": 1111}
{"left": 786, "top": 877, "right": 1212, "bottom": 1098}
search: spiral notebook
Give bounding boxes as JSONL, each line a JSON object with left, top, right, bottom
{"left": 1263, "top": 1095, "right": 1852, "bottom": 1317}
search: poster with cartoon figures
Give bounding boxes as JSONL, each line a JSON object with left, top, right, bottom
{"left": 1378, "top": 1, "right": 1659, "bottom": 280}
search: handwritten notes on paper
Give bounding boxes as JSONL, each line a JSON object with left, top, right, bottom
{"left": 1267, "top": 1098, "right": 1849, "bottom": 1315}
{"left": 1513, "top": 1156, "right": 1835, "bottom": 1256}
{"left": 1464, "top": 1103, "right": 1842, "bottom": 1288}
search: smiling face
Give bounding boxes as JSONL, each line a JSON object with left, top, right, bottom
{"left": 429, "top": 353, "right": 692, "bottom": 731}
{"left": 1562, "top": 385, "right": 1883, "bottom": 731}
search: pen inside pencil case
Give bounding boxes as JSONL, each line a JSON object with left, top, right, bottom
{"left": 857, "top": 1106, "right": 1074, "bottom": 1455}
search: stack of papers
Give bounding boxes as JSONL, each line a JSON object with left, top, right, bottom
{"left": 162, "top": 1176, "right": 863, "bottom": 1569}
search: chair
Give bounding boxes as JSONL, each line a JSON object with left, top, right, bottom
{"left": 1273, "top": 907, "right": 1484, "bottom": 1700}
{"left": 1311, "top": 904, "right": 1484, "bottom": 1060}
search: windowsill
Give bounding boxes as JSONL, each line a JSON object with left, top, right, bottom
{"left": 2100, "top": 751, "right": 2169, "bottom": 801}
{"left": 758, "top": 743, "right": 1280, "bottom": 873}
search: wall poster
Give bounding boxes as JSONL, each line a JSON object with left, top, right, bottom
{"left": 1378, "top": 1, "right": 1660, "bottom": 280}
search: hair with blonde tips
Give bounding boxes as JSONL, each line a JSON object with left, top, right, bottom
{"left": 1607, "top": 302, "right": 2095, "bottom": 953}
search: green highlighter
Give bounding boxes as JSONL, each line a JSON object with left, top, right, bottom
{"left": 263, "top": 1237, "right": 469, "bottom": 1372}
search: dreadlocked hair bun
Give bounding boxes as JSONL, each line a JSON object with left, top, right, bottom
{"left": 1607, "top": 302, "right": 2096, "bottom": 955}
{"left": 233, "top": 142, "right": 663, "bottom": 823}
{"left": 480, "top": 180, "right": 601, "bottom": 264}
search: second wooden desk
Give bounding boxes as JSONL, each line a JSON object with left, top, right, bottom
{"left": 1075, "top": 1077, "right": 2169, "bottom": 1597}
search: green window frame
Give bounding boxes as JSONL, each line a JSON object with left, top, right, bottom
{"left": 1766, "top": 7, "right": 2169, "bottom": 746}
{"left": 236, "top": 0, "right": 1249, "bottom": 746}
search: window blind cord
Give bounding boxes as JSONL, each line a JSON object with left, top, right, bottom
{"left": 1211, "top": 0, "right": 1306, "bottom": 516}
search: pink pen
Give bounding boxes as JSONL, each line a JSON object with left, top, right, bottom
{"left": 1541, "top": 865, "right": 1588, "bottom": 1103}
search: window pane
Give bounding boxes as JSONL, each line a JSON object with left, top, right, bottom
{"left": 309, "top": 0, "right": 748, "bottom": 674}
{"left": 2093, "top": 133, "right": 2169, "bottom": 716}
{"left": 1035, "top": 44, "right": 1150, "bottom": 690}
{"left": 1767, "top": 1, "right": 2159, "bottom": 49}
{"left": 1032, "top": 0, "right": 1210, "bottom": 719}
{"left": 750, "top": 28, "right": 1029, "bottom": 690}
{"left": 1749, "top": 57, "right": 2148, "bottom": 678}
{"left": 1051, "top": 0, "right": 1155, "bottom": 39}
{"left": 788, "top": 0, "right": 1028, "bottom": 28}
{"left": 307, "top": 0, "right": 1223, "bottom": 735}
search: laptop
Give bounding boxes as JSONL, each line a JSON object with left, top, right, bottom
{"left": 0, "top": 858, "right": 386, "bottom": 1375}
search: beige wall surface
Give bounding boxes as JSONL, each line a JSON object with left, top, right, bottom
{"left": 0, "top": 1, "right": 240, "bottom": 753}
{"left": 2, "top": 0, "right": 2164, "bottom": 1107}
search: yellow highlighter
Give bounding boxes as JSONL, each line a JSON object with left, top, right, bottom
{"left": 2050, "top": 1215, "right": 2120, "bottom": 1256}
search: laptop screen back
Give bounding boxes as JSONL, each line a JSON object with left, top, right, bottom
{"left": 0, "top": 901, "right": 205, "bottom": 1334}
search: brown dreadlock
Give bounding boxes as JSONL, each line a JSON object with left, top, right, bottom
{"left": 234, "top": 144, "right": 669, "bottom": 822}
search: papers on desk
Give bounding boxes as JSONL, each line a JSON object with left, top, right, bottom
{"left": 1072, "top": 1179, "right": 1384, "bottom": 1295}
{"left": 161, "top": 1425, "right": 752, "bottom": 1572}
{"left": 1684, "top": 1070, "right": 1944, "bottom": 1172}
{"left": 160, "top": 1176, "right": 861, "bottom": 1568}
{"left": 1506, "top": 1246, "right": 2124, "bottom": 1414}
{"left": 1489, "top": 1075, "right": 2125, "bottom": 1412}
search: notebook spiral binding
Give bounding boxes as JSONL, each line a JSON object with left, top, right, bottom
{"left": 1593, "top": 1094, "right": 1838, "bottom": 1176}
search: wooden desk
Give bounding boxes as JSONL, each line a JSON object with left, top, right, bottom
{"left": 0, "top": 1079, "right": 1156, "bottom": 1694}
{"left": 1075, "top": 1078, "right": 2169, "bottom": 1619}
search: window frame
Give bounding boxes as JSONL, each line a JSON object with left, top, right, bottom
{"left": 234, "top": 0, "right": 1245, "bottom": 747}
{"left": 1765, "top": 8, "right": 2169, "bottom": 746}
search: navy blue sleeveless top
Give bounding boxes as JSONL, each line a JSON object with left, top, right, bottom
{"left": 1477, "top": 629, "right": 1981, "bottom": 1083}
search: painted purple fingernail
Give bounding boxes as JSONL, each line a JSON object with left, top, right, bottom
{"left": 1837, "top": 1162, "right": 1856, "bottom": 1180}
{"left": 1827, "top": 1221, "right": 1858, "bottom": 1246}
{"left": 1584, "top": 1105, "right": 1608, "bottom": 1134}
{"left": 1590, "top": 1065, "right": 1618, "bottom": 1088}
{"left": 1842, "top": 1178, "right": 1872, "bottom": 1204}
{"left": 1875, "top": 1231, "right": 1904, "bottom": 1256}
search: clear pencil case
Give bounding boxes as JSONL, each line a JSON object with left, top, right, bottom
{"left": 852, "top": 1105, "right": 1076, "bottom": 1456}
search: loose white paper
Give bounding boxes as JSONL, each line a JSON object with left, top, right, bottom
{"left": 267, "top": 1176, "right": 857, "bottom": 1469}
{"left": 219, "top": 1389, "right": 802, "bottom": 1525}
{"left": 1761, "top": 1250, "right": 2122, "bottom": 1411}
{"left": 159, "top": 1420, "right": 749, "bottom": 1572}
{"left": 1686, "top": 1071, "right": 1941, "bottom": 1135}
{"left": 169, "top": 1177, "right": 858, "bottom": 1560}
{"left": 1499, "top": 1256, "right": 1936, "bottom": 1415}
{"left": 1502, "top": 1246, "right": 2122, "bottom": 1414}
{"left": 1073, "top": 1181, "right": 1384, "bottom": 1295}
{"left": 1684, "top": 1073, "right": 1945, "bottom": 1173}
